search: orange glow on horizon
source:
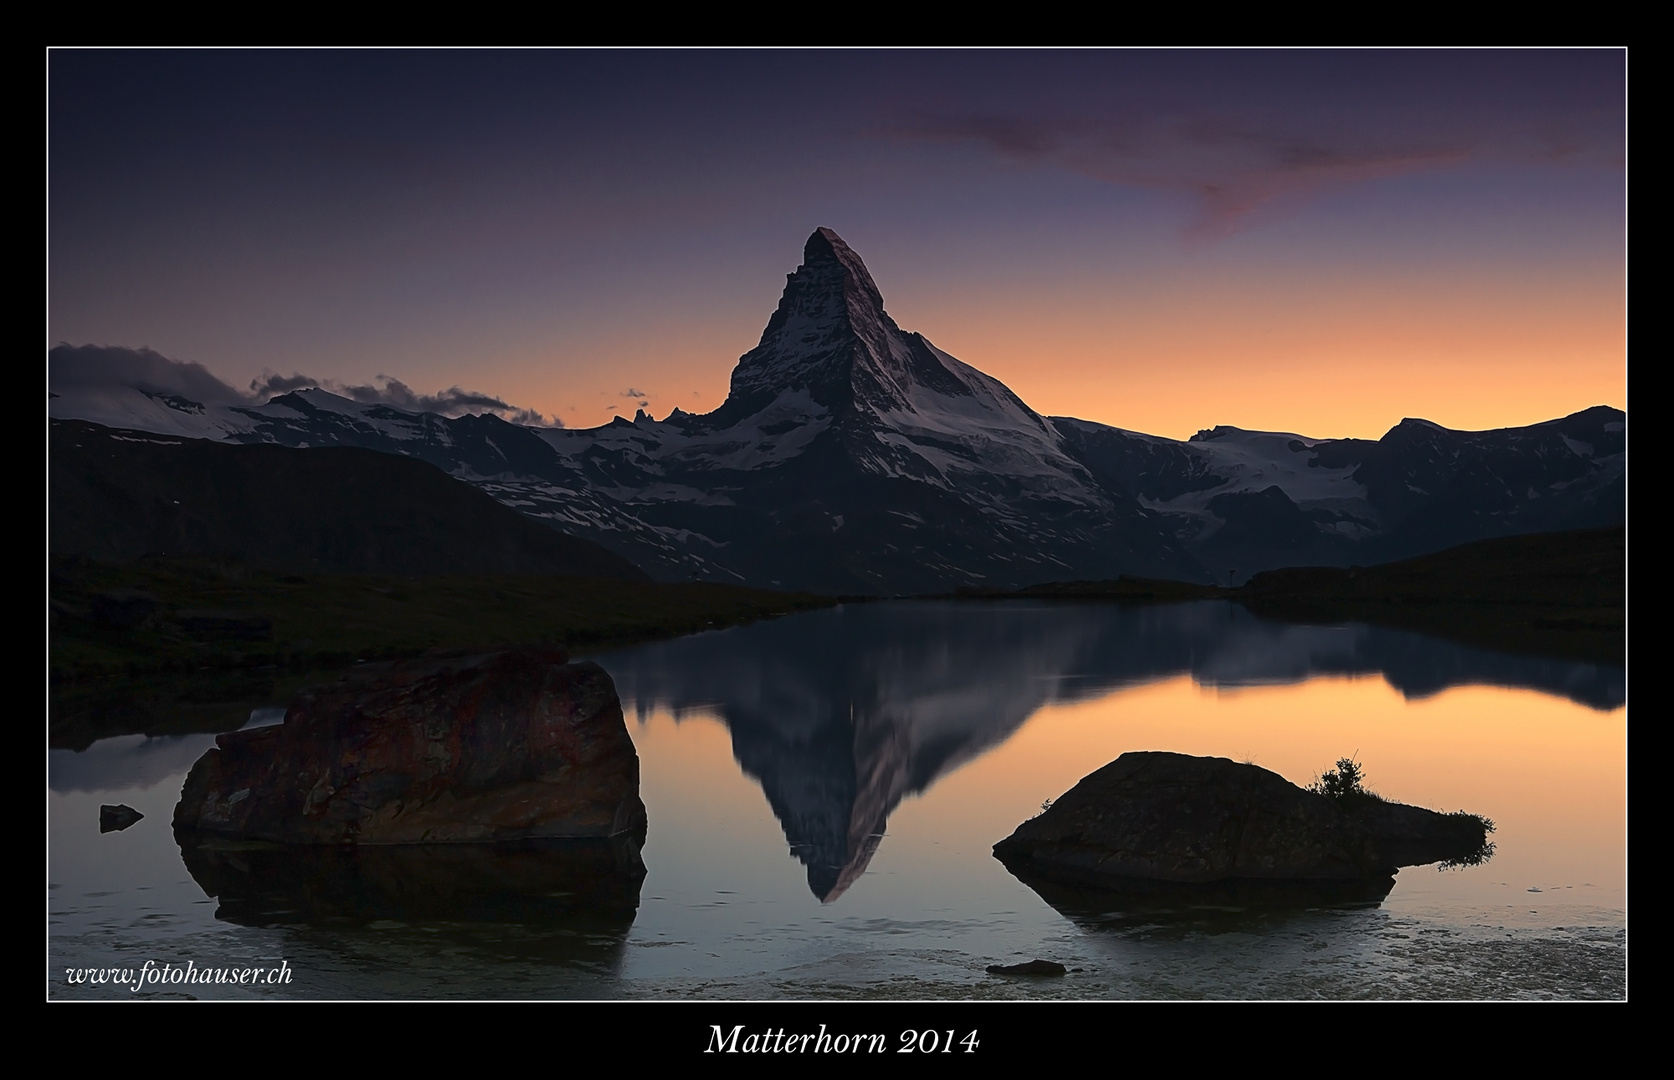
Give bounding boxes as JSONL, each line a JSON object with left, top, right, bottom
{"left": 899, "top": 265, "right": 1626, "bottom": 440}
{"left": 502, "top": 259, "right": 1623, "bottom": 439}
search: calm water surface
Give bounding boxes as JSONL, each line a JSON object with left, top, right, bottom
{"left": 48, "top": 601, "right": 1626, "bottom": 999}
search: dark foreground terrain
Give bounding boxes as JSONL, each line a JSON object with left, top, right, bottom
{"left": 49, "top": 418, "right": 646, "bottom": 580}
{"left": 48, "top": 556, "right": 832, "bottom": 748}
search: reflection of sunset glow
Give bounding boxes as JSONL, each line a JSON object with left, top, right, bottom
{"left": 628, "top": 675, "right": 1625, "bottom": 912}
{"left": 917, "top": 675, "right": 1625, "bottom": 895}
{"left": 628, "top": 707, "right": 750, "bottom": 811}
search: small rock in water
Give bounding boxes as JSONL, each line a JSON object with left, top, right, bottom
{"left": 100, "top": 804, "right": 144, "bottom": 833}
{"left": 986, "top": 960, "right": 1066, "bottom": 977}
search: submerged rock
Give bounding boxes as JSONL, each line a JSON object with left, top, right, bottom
{"left": 99, "top": 803, "right": 144, "bottom": 832}
{"left": 172, "top": 646, "right": 647, "bottom": 848}
{"left": 986, "top": 960, "right": 1067, "bottom": 976}
{"left": 993, "top": 752, "right": 1490, "bottom": 906}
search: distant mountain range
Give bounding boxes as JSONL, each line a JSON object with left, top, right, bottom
{"left": 48, "top": 228, "right": 1624, "bottom": 592}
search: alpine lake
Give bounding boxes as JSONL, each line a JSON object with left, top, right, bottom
{"left": 48, "top": 600, "right": 1626, "bottom": 1001}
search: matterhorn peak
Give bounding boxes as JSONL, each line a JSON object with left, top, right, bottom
{"left": 801, "top": 227, "right": 886, "bottom": 316}
{"left": 771, "top": 227, "right": 894, "bottom": 336}
{"left": 718, "top": 227, "right": 975, "bottom": 425}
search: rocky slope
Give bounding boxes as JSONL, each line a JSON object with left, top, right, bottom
{"left": 50, "top": 419, "right": 647, "bottom": 579}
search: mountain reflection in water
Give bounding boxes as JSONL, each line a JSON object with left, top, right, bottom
{"left": 598, "top": 600, "right": 1622, "bottom": 901}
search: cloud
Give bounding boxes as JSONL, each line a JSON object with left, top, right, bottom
{"left": 47, "top": 344, "right": 561, "bottom": 427}
{"left": 895, "top": 111, "right": 1486, "bottom": 239}
{"left": 249, "top": 371, "right": 321, "bottom": 395}
{"left": 251, "top": 371, "right": 563, "bottom": 427}
{"left": 49, "top": 344, "right": 249, "bottom": 405}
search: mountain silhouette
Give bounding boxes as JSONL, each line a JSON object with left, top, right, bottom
{"left": 48, "top": 229, "right": 1624, "bottom": 592}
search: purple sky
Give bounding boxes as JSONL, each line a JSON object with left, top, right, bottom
{"left": 48, "top": 49, "right": 1625, "bottom": 439}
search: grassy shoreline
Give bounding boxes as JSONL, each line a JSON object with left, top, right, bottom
{"left": 48, "top": 556, "right": 836, "bottom": 748}
{"left": 50, "top": 554, "right": 835, "bottom": 680}
{"left": 929, "top": 527, "right": 1624, "bottom": 665}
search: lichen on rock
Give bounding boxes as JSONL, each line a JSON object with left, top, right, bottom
{"left": 173, "top": 646, "right": 647, "bottom": 849}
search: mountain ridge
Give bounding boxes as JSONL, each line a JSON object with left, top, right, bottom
{"left": 48, "top": 228, "right": 1625, "bottom": 593}
{"left": 49, "top": 418, "right": 648, "bottom": 580}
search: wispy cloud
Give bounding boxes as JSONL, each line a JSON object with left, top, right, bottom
{"left": 251, "top": 371, "right": 561, "bottom": 427}
{"left": 50, "top": 344, "right": 250, "bottom": 404}
{"left": 896, "top": 111, "right": 1480, "bottom": 239}
{"left": 48, "top": 346, "right": 562, "bottom": 428}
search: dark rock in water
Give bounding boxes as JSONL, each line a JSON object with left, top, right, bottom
{"left": 986, "top": 960, "right": 1067, "bottom": 976}
{"left": 177, "top": 836, "right": 644, "bottom": 926}
{"left": 99, "top": 803, "right": 144, "bottom": 832}
{"left": 993, "top": 752, "right": 1490, "bottom": 906}
{"left": 173, "top": 646, "right": 647, "bottom": 848}
{"left": 1342, "top": 795, "right": 1495, "bottom": 869}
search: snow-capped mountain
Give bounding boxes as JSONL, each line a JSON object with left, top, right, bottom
{"left": 49, "top": 363, "right": 726, "bottom": 580}
{"left": 1055, "top": 406, "right": 1624, "bottom": 582}
{"left": 521, "top": 228, "right": 1203, "bottom": 591}
{"left": 48, "top": 229, "right": 1625, "bottom": 591}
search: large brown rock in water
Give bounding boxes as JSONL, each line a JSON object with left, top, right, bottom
{"left": 173, "top": 647, "right": 646, "bottom": 845}
{"left": 993, "top": 752, "right": 1490, "bottom": 901}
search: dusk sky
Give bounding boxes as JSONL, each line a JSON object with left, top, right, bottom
{"left": 48, "top": 49, "right": 1625, "bottom": 440}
